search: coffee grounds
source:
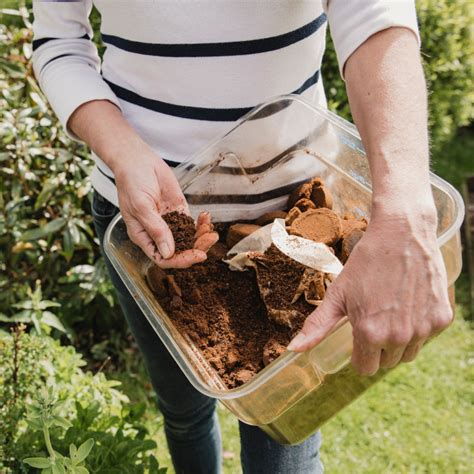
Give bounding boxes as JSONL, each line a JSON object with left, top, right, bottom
{"left": 163, "top": 211, "right": 196, "bottom": 252}
{"left": 252, "top": 245, "right": 314, "bottom": 328}
{"left": 289, "top": 208, "right": 342, "bottom": 246}
{"left": 294, "top": 198, "right": 316, "bottom": 212}
{"left": 146, "top": 177, "right": 367, "bottom": 389}
{"left": 340, "top": 228, "right": 365, "bottom": 263}
{"left": 311, "top": 184, "right": 333, "bottom": 209}
{"left": 262, "top": 338, "right": 286, "bottom": 366}
{"left": 159, "top": 247, "right": 294, "bottom": 388}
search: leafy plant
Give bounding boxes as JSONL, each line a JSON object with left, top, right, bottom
{"left": 0, "top": 11, "right": 118, "bottom": 340}
{"left": 24, "top": 388, "right": 94, "bottom": 474}
{"left": 0, "top": 280, "right": 65, "bottom": 335}
{"left": 0, "top": 324, "right": 44, "bottom": 463}
{"left": 0, "top": 329, "right": 164, "bottom": 473}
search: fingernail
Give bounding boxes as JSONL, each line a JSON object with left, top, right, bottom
{"left": 158, "top": 241, "right": 173, "bottom": 259}
{"left": 287, "top": 332, "right": 308, "bottom": 351}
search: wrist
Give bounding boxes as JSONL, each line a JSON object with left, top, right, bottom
{"left": 104, "top": 135, "right": 154, "bottom": 176}
{"left": 371, "top": 194, "right": 438, "bottom": 236}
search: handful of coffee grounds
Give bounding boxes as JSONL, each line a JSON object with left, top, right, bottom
{"left": 163, "top": 211, "right": 196, "bottom": 253}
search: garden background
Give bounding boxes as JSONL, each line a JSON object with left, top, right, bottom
{"left": 0, "top": 1, "right": 472, "bottom": 472}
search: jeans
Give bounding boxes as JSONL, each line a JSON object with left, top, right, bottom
{"left": 91, "top": 191, "right": 323, "bottom": 474}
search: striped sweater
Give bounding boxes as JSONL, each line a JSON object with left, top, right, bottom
{"left": 32, "top": 0, "right": 419, "bottom": 215}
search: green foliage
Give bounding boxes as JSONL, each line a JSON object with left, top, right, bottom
{"left": 24, "top": 388, "right": 94, "bottom": 474}
{"left": 0, "top": 15, "right": 117, "bottom": 336}
{"left": 323, "top": 0, "right": 473, "bottom": 151}
{"left": 0, "top": 327, "right": 165, "bottom": 473}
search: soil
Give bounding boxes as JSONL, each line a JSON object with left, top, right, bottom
{"left": 145, "top": 176, "right": 367, "bottom": 389}
{"left": 163, "top": 211, "right": 196, "bottom": 252}
{"left": 150, "top": 247, "right": 294, "bottom": 388}
{"left": 252, "top": 245, "right": 314, "bottom": 328}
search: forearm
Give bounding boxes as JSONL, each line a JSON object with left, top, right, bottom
{"left": 345, "top": 27, "right": 436, "bottom": 222}
{"left": 68, "top": 99, "right": 150, "bottom": 173}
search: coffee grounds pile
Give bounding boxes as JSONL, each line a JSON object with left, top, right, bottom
{"left": 146, "top": 178, "right": 367, "bottom": 389}
{"left": 162, "top": 211, "right": 196, "bottom": 252}
{"left": 252, "top": 245, "right": 314, "bottom": 328}
{"left": 152, "top": 246, "right": 295, "bottom": 388}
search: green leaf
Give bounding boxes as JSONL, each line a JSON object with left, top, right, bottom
{"left": 75, "top": 438, "right": 94, "bottom": 463}
{"left": 74, "top": 467, "right": 89, "bottom": 474}
{"left": 62, "top": 226, "right": 74, "bottom": 261}
{"left": 31, "top": 313, "right": 42, "bottom": 334}
{"left": 51, "top": 414, "right": 72, "bottom": 430}
{"left": 38, "top": 300, "right": 61, "bottom": 309}
{"left": 41, "top": 311, "right": 66, "bottom": 332}
{"left": 24, "top": 457, "right": 52, "bottom": 468}
{"left": 69, "top": 443, "right": 77, "bottom": 459}
{"left": 51, "top": 463, "right": 65, "bottom": 474}
{"left": 35, "top": 177, "right": 60, "bottom": 210}
{"left": 21, "top": 217, "right": 67, "bottom": 241}
{"left": 0, "top": 312, "right": 31, "bottom": 323}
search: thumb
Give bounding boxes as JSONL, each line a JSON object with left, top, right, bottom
{"left": 287, "top": 286, "right": 345, "bottom": 352}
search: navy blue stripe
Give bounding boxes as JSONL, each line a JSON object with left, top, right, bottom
{"left": 104, "top": 69, "right": 319, "bottom": 122}
{"left": 32, "top": 33, "right": 90, "bottom": 51}
{"left": 40, "top": 53, "right": 74, "bottom": 72}
{"left": 185, "top": 180, "right": 308, "bottom": 205}
{"left": 101, "top": 14, "right": 326, "bottom": 58}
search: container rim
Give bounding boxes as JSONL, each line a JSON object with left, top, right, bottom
{"left": 104, "top": 94, "right": 465, "bottom": 400}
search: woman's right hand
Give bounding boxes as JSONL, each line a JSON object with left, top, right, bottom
{"left": 112, "top": 144, "right": 218, "bottom": 268}
{"left": 68, "top": 100, "right": 217, "bottom": 268}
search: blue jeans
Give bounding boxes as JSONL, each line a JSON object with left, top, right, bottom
{"left": 92, "top": 191, "right": 323, "bottom": 474}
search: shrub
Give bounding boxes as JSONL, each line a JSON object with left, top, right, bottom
{"left": 0, "top": 17, "right": 118, "bottom": 339}
{"left": 0, "top": 325, "right": 165, "bottom": 473}
{"left": 323, "top": 0, "right": 474, "bottom": 150}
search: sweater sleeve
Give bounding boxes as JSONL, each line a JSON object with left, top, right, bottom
{"left": 32, "top": 0, "right": 120, "bottom": 139}
{"left": 322, "top": 0, "right": 420, "bottom": 78}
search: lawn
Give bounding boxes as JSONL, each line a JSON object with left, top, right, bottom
{"left": 116, "top": 133, "right": 473, "bottom": 473}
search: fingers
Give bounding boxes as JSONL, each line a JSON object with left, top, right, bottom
{"left": 138, "top": 209, "right": 175, "bottom": 259}
{"left": 351, "top": 336, "right": 382, "bottom": 376}
{"left": 401, "top": 340, "right": 425, "bottom": 363}
{"left": 156, "top": 249, "right": 207, "bottom": 269}
{"left": 194, "top": 232, "right": 219, "bottom": 252}
{"left": 195, "top": 212, "right": 213, "bottom": 239}
{"left": 124, "top": 195, "right": 175, "bottom": 258}
{"left": 287, "top": 286, "right": 344, "bottom": 352}
{"left": 125, "top": 220, "right": 160, "bottom": 263}
{"left": 379, "top": 346, "right": 406, "bottom": 369}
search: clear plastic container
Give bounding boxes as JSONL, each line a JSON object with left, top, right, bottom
{"left": 104, "top": 95, "right": 464, "bottom": 445}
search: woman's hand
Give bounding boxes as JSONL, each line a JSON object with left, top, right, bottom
{"left": 287, "top": 209, "right": 453, "bottom": 375}
{"left": 68, "top": 100, "right": 217, "bottom": 269}
{"left": 113, "top": 146, "right": 218, "bottom": 268}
